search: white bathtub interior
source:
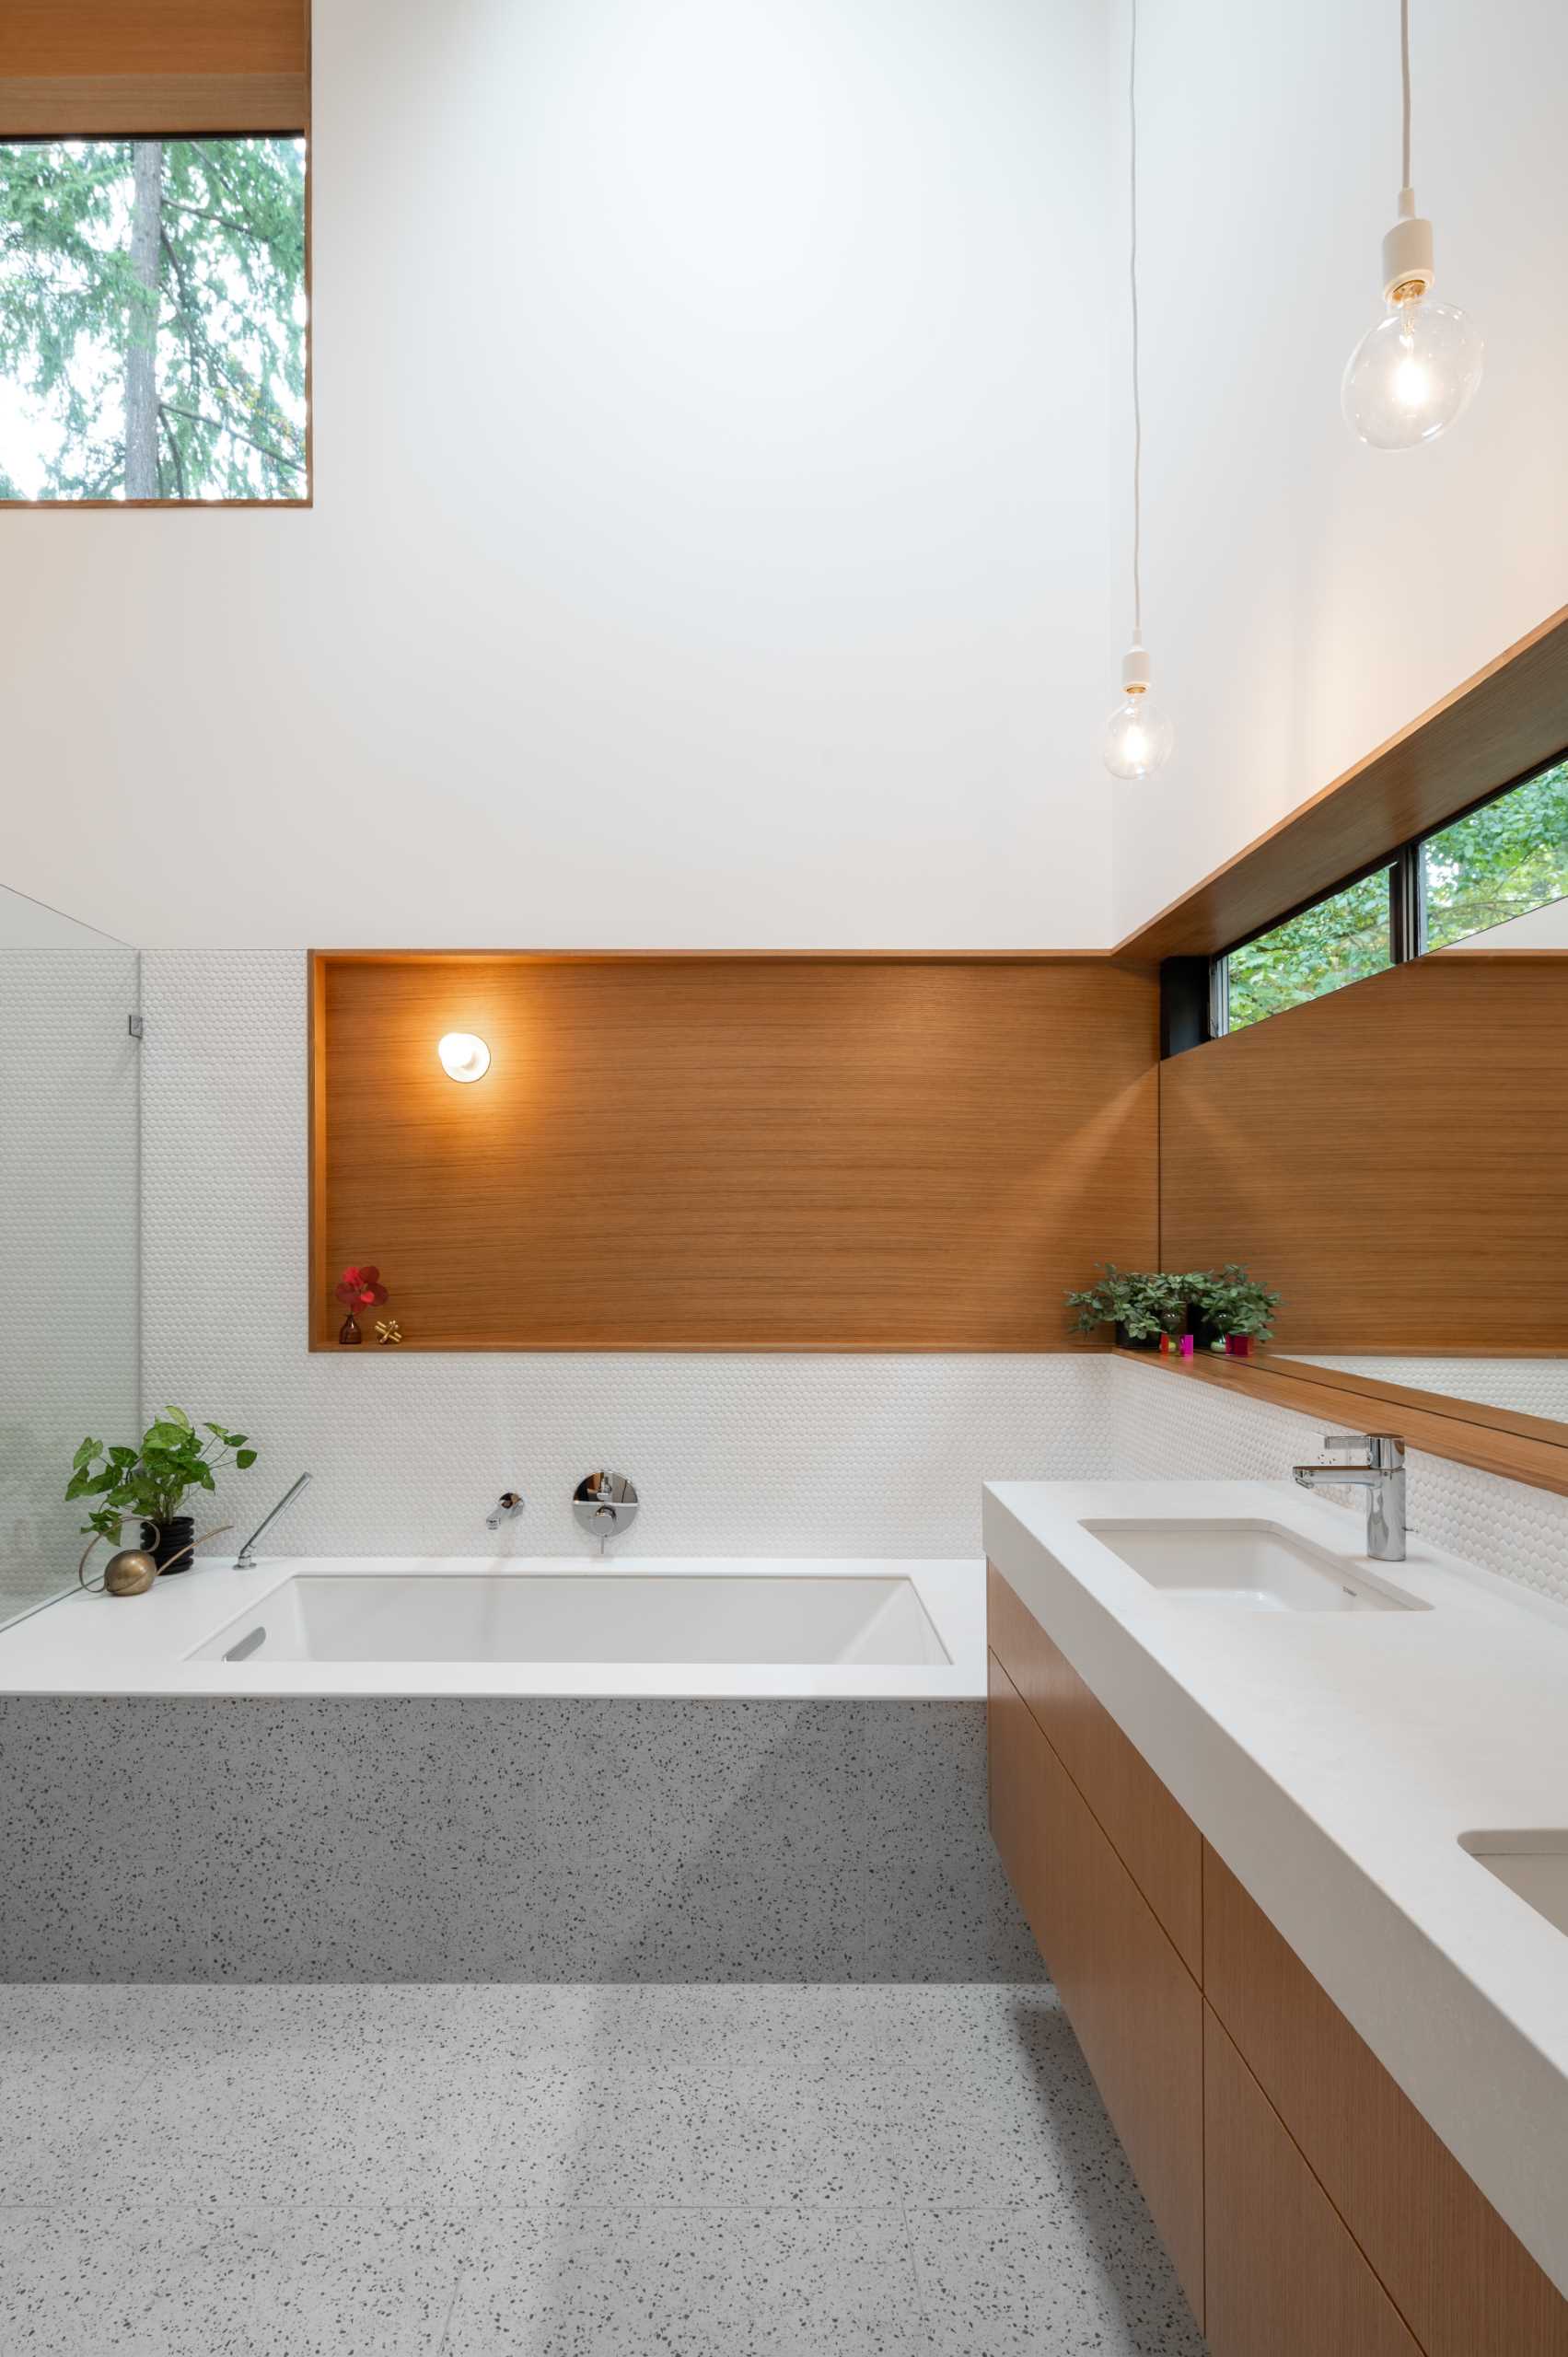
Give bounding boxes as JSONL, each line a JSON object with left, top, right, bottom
{"left": 190, "top": 1569, "right": 952, "bottom": 1666}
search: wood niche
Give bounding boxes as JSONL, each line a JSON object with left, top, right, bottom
{"left": 308, "top": 953, "right": 1158, "bottom": 1353}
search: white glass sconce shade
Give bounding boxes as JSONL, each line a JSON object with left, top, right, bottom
{"left": 437, "top": 1032, "right": 491, "bottom": 1083}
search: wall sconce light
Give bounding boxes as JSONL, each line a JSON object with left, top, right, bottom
{"left": 437, "top": 1032, "right": 491, "bottom": 1084}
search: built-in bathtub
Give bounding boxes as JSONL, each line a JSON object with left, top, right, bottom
{"left": 193, "top": 1562, "right": 958, "bottom": 1676}
{"left": 0, "top": 1555, "right": 981, "bottom": 1696}
{"left": 0, "top": 1556, "right": 1032, "bottom": 1982}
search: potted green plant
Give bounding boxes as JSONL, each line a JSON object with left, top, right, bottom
{"left": 1065, "top": 1265, "right": 1191, "bottom": 1350}
{"left": 1187, "top": 1264, "right": 1282, "bottom": 1353}
{"left": 66, "top": 1407, "right": 258, "bottom": 1576}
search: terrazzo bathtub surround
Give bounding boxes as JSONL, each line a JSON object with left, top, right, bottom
{"left": 0, "top": 1698, "right": 1040, "bottom": 1983}
{"left": 0, "top": 1981, "right": 1208, "bottom": 2355}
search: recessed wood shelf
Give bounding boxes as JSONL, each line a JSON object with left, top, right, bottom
{"left": 309, "top": 951, "right": 1158, "bottom": 1353}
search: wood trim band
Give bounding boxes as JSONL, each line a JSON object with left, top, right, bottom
{"left": 1115, "top": 1349, "right": 1568, "bottom": 1501}
{"left": 1259, "top": 1354, "right": 1568, "bottom": 1453}
{"left": 1117, "top": 601, "right": 1568, "bottom": 965}
{"left": 305, "top": 948, "right": 1148, "bottom": 967}
{"left": 0, "top": 73, "right": 308, "bottom": 135}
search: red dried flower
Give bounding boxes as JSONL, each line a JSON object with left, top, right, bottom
{"left": 336, "top": 1262, "right": 389, "bottom": 1310}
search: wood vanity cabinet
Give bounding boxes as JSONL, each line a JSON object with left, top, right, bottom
{"left": 985, "top": 1577, "right": 1204, "bottom": 2324}
{"left": 985, "top": 1561, "right": 1568, "bottom": 2357}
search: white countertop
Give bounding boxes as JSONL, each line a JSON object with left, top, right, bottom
{"left": 982, "top": 1478, "right": 1568, "bottom": 2301}
{"left": 0, "top": 1555, "right": 986, "bottom": 1701}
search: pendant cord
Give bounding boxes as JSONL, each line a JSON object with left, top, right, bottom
{"left": 1400, "top": 0, "right": 1412, "bottom": 192}
{"left": 1128, "top": 0, "right": 1143, "bottom": 644}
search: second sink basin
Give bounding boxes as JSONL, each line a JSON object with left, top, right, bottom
{"left": 1461, "top": 1833, "right": 1568, "bottom": 1937}
{"left": 1082, "top": 1517, "right": 1429, "bottom": 1614}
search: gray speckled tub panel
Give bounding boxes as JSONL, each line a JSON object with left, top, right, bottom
{"left": 0, "top": 1697, "right": 1043, "bottom": 1982}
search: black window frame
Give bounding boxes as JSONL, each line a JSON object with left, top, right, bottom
{"left": 1158, "top": 742, "right": 1568, "bottom": 1055}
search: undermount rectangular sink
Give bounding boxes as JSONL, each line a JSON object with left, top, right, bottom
{"left": 1081, "top": 1518, "right": 1429, "bottom": 1614}
{"left": 1460, "top": 1833, "right": 1568, "bottom": 1936}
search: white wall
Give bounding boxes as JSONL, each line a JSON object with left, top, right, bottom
{"left": 0, "top": 0, "right": 1114, "bottom": 951}
{"left": 0, "top": 887, "right": 129, "bottom": 950}
{"left": 1109, "top": 0, "right": 1568, "bottom": 940}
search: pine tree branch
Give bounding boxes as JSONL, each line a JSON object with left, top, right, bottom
{"left": 157, "top": 403, "right": 187, "bottom": 497}
{"left": 158, "top": 401, "right": 303, "bottom": 475}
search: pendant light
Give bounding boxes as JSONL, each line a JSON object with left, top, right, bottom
{"left": 1342, "top": 0, "right": 1483, "bottom": 449}
{"left": 1102, "top": 0, "right": 1173, "bottom": 783}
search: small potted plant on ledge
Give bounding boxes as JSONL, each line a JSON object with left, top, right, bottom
{"left": 1066, "top": 1262, "right": 1283, "bottom": 1356}
{"left": 1065, "top": 1265, "right": 1191, "bottom": 1350}
{"left": 1187, "top": 1264, "right": 1282, "bottom": 1355}
{"left": 66, "top": 1407, "right": 259, "bottom": 1576}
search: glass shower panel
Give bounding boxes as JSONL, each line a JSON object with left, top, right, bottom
{"left": 0, "top": 885, "right": 139, "bottom": 1630}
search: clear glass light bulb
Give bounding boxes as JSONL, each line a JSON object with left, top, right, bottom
{"left": 1342, "top": 292, "right": 1484, "bottom": 449}
{"left": 1102, "top": 690, "right": 1174, "bottom": 781}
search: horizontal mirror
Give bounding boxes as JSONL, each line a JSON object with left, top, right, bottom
{"left": 1162, "top": 869, "right": 1568, "bottom": 1447}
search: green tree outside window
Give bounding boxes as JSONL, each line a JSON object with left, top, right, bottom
{"left": 1225, "top": 867, "right": 1394, "bottom": 1033}
{"left": 0, "top": 136, "right": 306, "bottom": 502}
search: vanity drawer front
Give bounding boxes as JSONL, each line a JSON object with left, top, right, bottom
{"left": 988, "top": 1645, "right": 1204, "bottom": 2325}
{"left": 1205, "top": 2006, "right": 1422, "bottom": 2357}
{"left": 986, "top": 1648, "right": 1051, "bottom": 1947}
{"left": 986, "top": 1562, "right": 1202, "bottom": 1974}
{"left": 1203, "top": 1846, "right": 1568, "bottom": 2357}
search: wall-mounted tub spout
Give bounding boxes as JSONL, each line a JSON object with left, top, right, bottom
{"left": 235, "top": 1472, "right": 312, "bottom": 1569}
{"left": 486, "top": 1491, "right": 525, "bottom": 1531}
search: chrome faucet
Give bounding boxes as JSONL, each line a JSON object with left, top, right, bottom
{"left": 486, "top": 1491, "right": 525, "bottom": 1531}
{"left": 1293, "top": 1433, "right": 1406, "bottom": 1562}
{"left": 235, "top": 1472, "right": 312, "bottom": 1569}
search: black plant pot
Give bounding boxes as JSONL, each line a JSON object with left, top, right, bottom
{"left": 1113, "top": 1322, "right": 1161, "bottom": 1352}
{"left": 143, "top": 1515, "right": 196, "bottom": 1576}
{"left": 1189, "top": 1311, "right": 1225, "bottom": 1353}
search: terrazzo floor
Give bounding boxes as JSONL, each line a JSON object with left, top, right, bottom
{"left": 0, "top": 1980, "right": 1209, "bottom": 2355}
